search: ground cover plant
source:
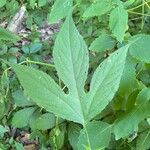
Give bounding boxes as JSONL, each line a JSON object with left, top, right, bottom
{"left": 0, "top": 0, "right": 150, "bottom": 149}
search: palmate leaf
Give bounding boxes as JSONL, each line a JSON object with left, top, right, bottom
{"left": 12, "top": 13, "right": 129, "bottom": 149}
{"left": 114, "top": 88, "right": 150, "bottom": 140}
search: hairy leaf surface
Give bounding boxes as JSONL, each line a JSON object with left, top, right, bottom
{"left": 12, "top": 65, "right": 83, "bottom": 124}
{"left": 87, "top": 45, "right": 129, "bottom": 120}
{"left": 53, "top": 13, "right": 89, "bottom": 98}
{"left": 13, "top": 13, "right": 129, "bottom": 150}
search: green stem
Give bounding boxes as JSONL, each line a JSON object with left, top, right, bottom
{"left": 141, "top": 0, "right": 145, "bottom": 30}
{"left": 128, "top": 0, "right": 150, "bottom": 11}
{"left": 26, "top": 58, "right": 55, "bottom": 68}
{"left": 128, "top": 10, "right": 150, "bottom": 16}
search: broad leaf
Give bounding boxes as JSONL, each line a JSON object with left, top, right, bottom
{"left": 12, "top": 107, "right": 36, "bottom": 128}
{"left": 83, "top": 0, "right": 113, "bottom": 18}
{"left": 109, "top": 6, "right": 128, "bottom": 42}
{"left": 114, "top": 88, "right": 150, "bottom": 140}
{"left": 13, "top": 13, "right": 130, "bottom": 150}
{"left": 53, "top": 13, "right": 89, "bottom": 98}
{"left": 77, "top": 121, "right": 112, "bottom": 150}
{"left": 129, "top": 34, "right": 150, "bottom": 63}
{"left": 12, "top": 90, "right": 34, "bottom": 107}
{"left": 87, "top": 45, "right": 129, "bottom": 120}
{"left": 48, "top": 0, "right": 73, "bottom": 23}
{"left": 35, "top": 113, "right": 56, "bottom": 130}
{"left": 89, "top": 34, "right": 116, "bottom": 52}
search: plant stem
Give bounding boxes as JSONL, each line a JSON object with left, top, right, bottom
{"left": 128, "top": 10, "right": 150, "bottom": 16}
{"left": 26, "top": 58, "right": 55, "bottom": 68}
{"left": 128, "top": 0, "right": 150, "bottom": 11}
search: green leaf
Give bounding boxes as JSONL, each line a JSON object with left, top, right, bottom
{"left": 13, "top": 13, "right": 130, "bottom": 149}
{"left": 0, "top": 125, "right": 7, "bottom": 137}
{"left": 53, "top": 13, "right": 89, "bottom": 98}
{"left": 83, "top": 0, "right": 113, "bottom": 18}
{"left": 48, "top": 0, "right": 73, "bottom": 23}
{"left": 29, "top": 109, "right": 41, "bottom": 130}
{"left": 29, "top": 0, "right": 36, "bottom": 9}
{"left": 12, "top": 90, "right": 34, "bottom": 107}
{"left": 68, "top": 123, "right": 81, "bottom": 150}
{"left": 12, "top": 65, "right": 83, "bottom": 124}
{"left": 22, "top": 43, "right": 42, "bottom": 54}
{"left": 15, "top": 142, "right": 24, "bottom": 150}
{"left": 0, "top": 0, "right": 6, "bottom": 8}
{"left": 77, "top": 121, "right": 112, "bottom": 150}
{"left": 136, "top": 130, "right": 150, "bottom": 150}
{"left": 0, "top": 27, "right": 20, "bottom": 43}
{"left": 129, "top": 35, "right": 150, "bottom": 63}
{"left": 114, "top": 88, "right": 150, "bottom": 140}
{"left": 29, "top": 42, "right": 43, "bottom": 53}
{"left": 118, "top": 56, "right": 139, "bottom": 97}
{"left": 35, "top": 113, "right": 56, "bottom": 130}
{"left": 89, "top": 34, "right": 116, "bottom": 52}
{"left": 109, "top": 6, "right": 128, "bottom": 42}
{"left": 38, "top": 0, "right": 47, "bottom": 7}
{"left": 12, "top": 107, "right": 36, "bottom": 128}
{"left": 87, "top": 45, "right": 129, "bottom": 120}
